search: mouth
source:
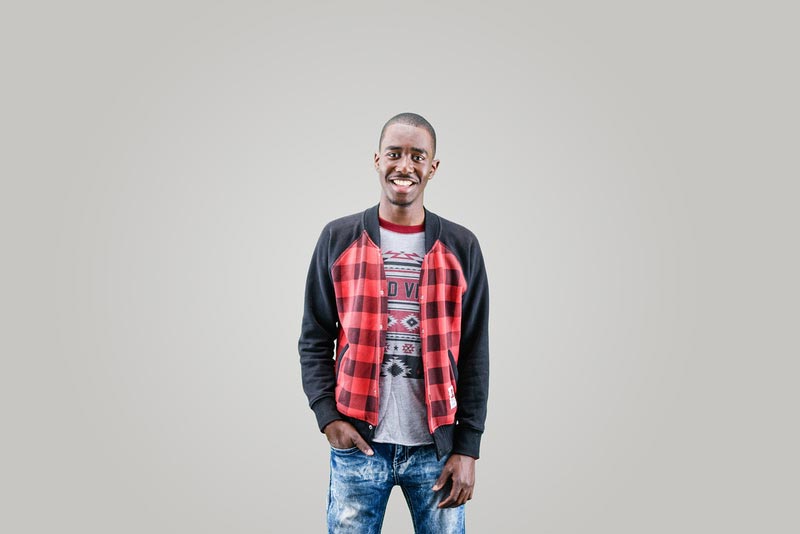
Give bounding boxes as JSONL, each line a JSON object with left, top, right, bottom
{"left": 389, "top": 177, "right": 417, "bottom": 187}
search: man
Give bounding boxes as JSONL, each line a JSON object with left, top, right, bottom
{"left": 299, "top": 112, "right": 490, "bottom": 534}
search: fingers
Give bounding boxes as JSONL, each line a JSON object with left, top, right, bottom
{"left": 431, "top": 465, "right": 451, "bottom": 492}
{"left": 437, "top": 482, "right": 472, "bottom": 508}
{"left": 433, "top": 467, "right": 464, "bottom": 508}
{"left": 350, "top": 431, "right": 374, "bottom": 456}
{"left": 439, "top": 484, "right": 472, "bottom": 508}
{"left": 324, "top": 421, "right": 373, "bottom": 455}
{"left": 437, "top": 486, "right": 460, "bottom": 508}
{"left": 434, "top": 457, "right": 475, "bottom": 508}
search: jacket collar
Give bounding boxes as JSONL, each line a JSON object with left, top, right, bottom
{"left": 364, "top": 204, "right": 441, "bottom": 253}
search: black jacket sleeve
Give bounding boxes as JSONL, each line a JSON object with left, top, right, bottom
{"left": 452, "top": 236, "right": 490, "bottom": 458}
{"left": 298, "top": 225, "right": 343, "bottom": 432}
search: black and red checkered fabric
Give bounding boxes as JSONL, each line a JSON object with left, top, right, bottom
{"left": 330, "top": 233, "right": 467, "bottom": 431}
{"left": 300, "top": 206, "right": 489, "bottom": 459}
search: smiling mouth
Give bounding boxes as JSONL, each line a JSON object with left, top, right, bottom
{"left": 390, "top": 178, "right": 415, "bottom": 186}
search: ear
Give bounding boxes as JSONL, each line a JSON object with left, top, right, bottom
{"left": 374, "top": 152, "right": 380, "bottom": 171}
{"left": 427, "top": 159, "right": 440, "bottom": 180}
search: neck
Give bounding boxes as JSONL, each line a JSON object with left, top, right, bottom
{"left": 379, "top": 198, "right": 425, "bottom": 226}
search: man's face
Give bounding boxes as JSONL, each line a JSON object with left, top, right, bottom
{"left": 374, "top": 123, "right": 439, "bottom": 209}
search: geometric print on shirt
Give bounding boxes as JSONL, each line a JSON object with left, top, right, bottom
{"left": 381, "top": 250, "right": 424, "bottom": 380}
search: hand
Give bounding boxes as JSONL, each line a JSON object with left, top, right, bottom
{"left": 323, "top": 420, "right": 374, "bottom": 455}
{"left": 432, "top": 454, "right": 475, "bottom": 508}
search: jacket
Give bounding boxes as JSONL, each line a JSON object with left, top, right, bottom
{"left": 299, "top": 205, "right": 489, "bottom": 459}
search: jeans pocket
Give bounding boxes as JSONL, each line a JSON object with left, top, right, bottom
{"left": 330, "top": 444, "right": 360, "bottom": 454}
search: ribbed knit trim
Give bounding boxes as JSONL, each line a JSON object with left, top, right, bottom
{"left": 378, "top": 217, "right": 425, "bottom": 234}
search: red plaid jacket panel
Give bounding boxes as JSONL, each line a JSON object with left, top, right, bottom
{"left": 331, "top": 231, "right": 386, "bottom": 425}
{"left": 419, "top": 241, "right": 468, "bottom": 431}
{"left": 331, "top": 231, "right": 466, "bottom": 431}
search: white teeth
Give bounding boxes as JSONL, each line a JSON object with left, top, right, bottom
{"left": 393, "top": 179, "right": 413, "bottom": 186}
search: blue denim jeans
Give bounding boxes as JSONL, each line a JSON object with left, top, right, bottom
{"left": 328, "top": 442, "right": 465, "bottom": 534}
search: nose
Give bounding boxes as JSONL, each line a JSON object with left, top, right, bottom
{"left": 397, "top": 154, "right": 414, "bottom": 175}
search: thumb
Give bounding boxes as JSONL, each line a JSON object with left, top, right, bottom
{"left": 432, "top": 467, "right": 451, "bottom": 491}
{"left": 351, "top": 431, "right": 374, "bottom": 456}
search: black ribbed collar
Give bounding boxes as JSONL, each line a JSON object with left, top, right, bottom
{"left": 363, "top": 204, "right": 441, "bottom": 253}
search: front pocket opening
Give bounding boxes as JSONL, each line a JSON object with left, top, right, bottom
{"left": 447, "top": 349, "right": 459, "bottom": 382}
{"left": 336, "top": 343, "right": 350, "bottom": 380}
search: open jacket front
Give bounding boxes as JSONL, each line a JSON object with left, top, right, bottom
{"left": 299, "top": 205, "right": 490, "bottom": 459}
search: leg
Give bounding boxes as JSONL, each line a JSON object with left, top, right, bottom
{"left": 328, "top": 443, "right": 393, "bottom": 534}
{"left": 397, "top": 446, "right": 465, "bottom": 534}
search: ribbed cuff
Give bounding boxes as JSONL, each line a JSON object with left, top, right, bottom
{"left": 451, "top": 426, "right": 483, "bottom": 459}
{"left": 311, "top": 397, "right": 343, "bottom": 432}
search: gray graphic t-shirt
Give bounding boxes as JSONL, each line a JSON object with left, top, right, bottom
{"left": 373, "top": 224, "right": 433, "bottom": 446}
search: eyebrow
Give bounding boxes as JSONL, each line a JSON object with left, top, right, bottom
{"left": 384, "top": 145, "right": 429, "bottom": 157}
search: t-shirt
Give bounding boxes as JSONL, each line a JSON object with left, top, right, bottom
{"left": 373, "top": 219, "right": 433, "bottom": 446}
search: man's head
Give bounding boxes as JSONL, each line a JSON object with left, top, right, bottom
{"left": 378, "top": 113, "right": 437, "bottom": 158}
{"left": 374, "top": 113, "right": 439, "bottom": 212}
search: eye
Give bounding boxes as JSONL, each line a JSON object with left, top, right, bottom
{"left": 412, "top": 155, "right": 424, "bottom": 162}
{"left": 386, "top": 152, "right": 399, "bottom": 158}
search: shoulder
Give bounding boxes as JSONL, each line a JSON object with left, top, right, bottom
{"left": 321, "top": 210, "right": 365, "bottom": 236}
{"left": 428, "top": 211, "right": 486, "bottom": 281}
{"left": 314, "top": 208, "right": 372, "bottom": 263}
{"left": 432, "top": 217, "right": 486, "bottom": 288}
{"left": 435, "top": 213, "right": 482, "bottom": 251}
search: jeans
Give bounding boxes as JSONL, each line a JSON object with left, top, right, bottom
{"left": 327, "top": 442, "right": 465, "bottom": 534}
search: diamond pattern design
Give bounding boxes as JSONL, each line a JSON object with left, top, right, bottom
{"left": 401, "top": 315, "right": 419, "bottom": 331}
{"left": 382, "top": 357, "right": 412, "bottom": 377}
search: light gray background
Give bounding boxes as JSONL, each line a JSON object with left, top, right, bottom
{"left": 2, "top": 1, "right": 798, "bottom": 532}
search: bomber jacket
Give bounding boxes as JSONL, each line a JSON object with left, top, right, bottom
{"left": 299, "top": 205, "right": 489, "bottom": 459}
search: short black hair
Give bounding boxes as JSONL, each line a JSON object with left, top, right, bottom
{"left": 378, "top": 112, "right": 437, "bottom": 156}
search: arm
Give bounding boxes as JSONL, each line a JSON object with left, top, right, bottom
{"left": 434, "top": 237, "right": 490, "bottom": 507}
{"left": 452, "top": 237, "right": 490, "bottom": 459}
{"left": 298, "top": 226, "right": 343, "bottom": 432}
{"left": 299, "top": 224, "right": 374, "bottom": 455}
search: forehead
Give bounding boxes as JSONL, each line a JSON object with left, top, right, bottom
{"left": 380, "top": 123, "right": 434, "bottom": 153}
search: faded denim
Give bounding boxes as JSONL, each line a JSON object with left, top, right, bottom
{"left": 328, "top": 442, "right": 465, "bottom": 534}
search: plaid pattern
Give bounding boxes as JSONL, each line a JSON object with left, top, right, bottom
{"left": 419, "top": 241, "right": 467, "bottom": 430}
{"left": 331, "top": 231, "right": 386, "bottom": 425}
{"left": 331, "top": 231, "right": 467, "bottom": 431}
